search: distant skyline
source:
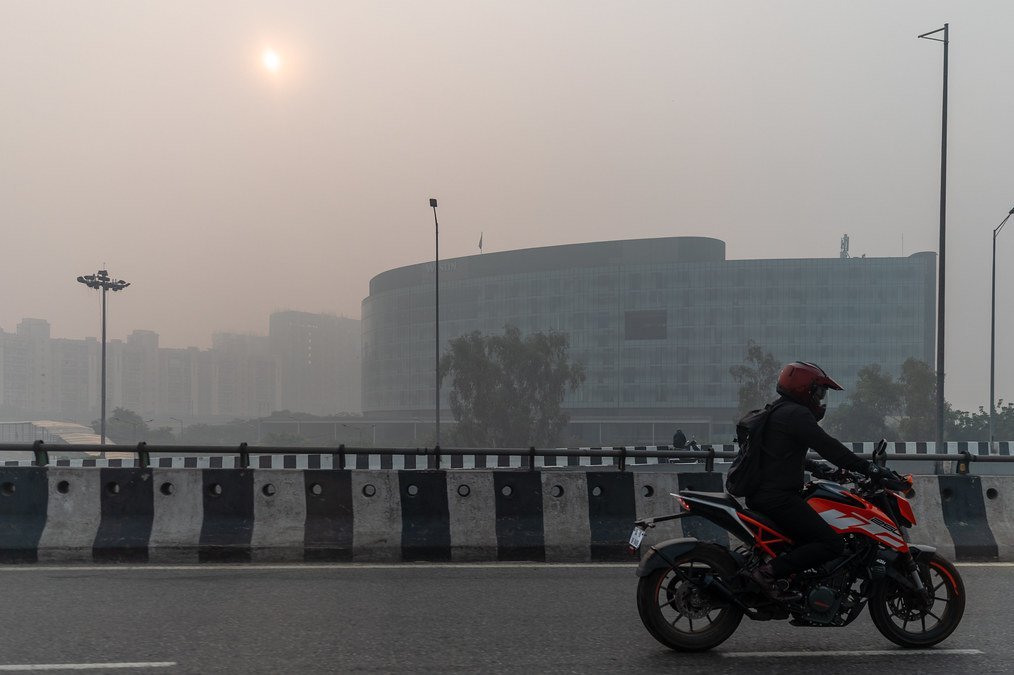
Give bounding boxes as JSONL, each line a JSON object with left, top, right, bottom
{"left": 2, "top": 1, "right": 1013, "bottom": 412}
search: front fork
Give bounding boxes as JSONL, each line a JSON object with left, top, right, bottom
{"left": 900, "top": 551, "right": 932, "bottom": 602}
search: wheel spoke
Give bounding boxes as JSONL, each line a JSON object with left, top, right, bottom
{"left": 934, "top": 580, "right": 945, "bottom": 592}
{"left": 927, "top": 610, "right": 942, "bottom": 623}
{"left": 921, "top": 615, "right": 926, "bottom": 633}
{"left": 687, "top": 615, "right": 694, "bottom": 632}
{"left": 902, "top": 618, "right": 909, "bottom": 631}
{"left": 669, "top": 612, "right": 685, "bottom": 628}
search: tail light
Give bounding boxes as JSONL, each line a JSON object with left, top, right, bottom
{"left": 677, "top": 496, "right": 691, "bottom": 512}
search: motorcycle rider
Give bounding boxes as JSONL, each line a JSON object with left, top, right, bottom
{"left": 745, "top": 361, "right": 887, "bottom": 602}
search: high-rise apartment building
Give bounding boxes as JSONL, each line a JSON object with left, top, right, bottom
{"left": 0, "top": 312, "right": 361, "bottom": 424}
{"left": 269, "top": 311, "right": 361, "bottom": 416}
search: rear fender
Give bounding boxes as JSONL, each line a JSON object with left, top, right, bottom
{"left": 635, "top": 538, "right": 739, "bottom": 577}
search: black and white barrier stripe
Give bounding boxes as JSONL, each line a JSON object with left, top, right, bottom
{"left": 0, "top": 468, "right": 1010, "bottom": 564}
{"left": 0, "top": 450, "right": 685, "bottom": 470}
{"left": 3, "top": 441, "right": 1009, "bottom": 470}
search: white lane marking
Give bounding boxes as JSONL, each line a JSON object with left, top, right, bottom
{"left": 0, "top": 562, "right": 1009, "bottom": 572}
{"left": 721, "top": 649, "right": 983, "bottom": 658}
{"left": 0, "top": 563, "right": 637, "bottom": 571}
{"left": 0, "top": 663, "right": 175, "bottom": 671}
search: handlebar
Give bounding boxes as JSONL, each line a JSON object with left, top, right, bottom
{"left": 811, "top": 466, "right": 913, "bottom": 496}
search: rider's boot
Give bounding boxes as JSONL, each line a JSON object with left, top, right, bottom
{"left": 748, "top": 563, "right": 801, "bottom": 603}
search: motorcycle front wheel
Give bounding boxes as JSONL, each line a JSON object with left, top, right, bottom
{"left": 869, "top": 552, "right": 965, "bottom": 648}
{"left": 636, "top": 543, "right": 743, "bottom": 652}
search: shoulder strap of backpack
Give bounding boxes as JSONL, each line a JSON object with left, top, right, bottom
{"left": 752, "top": 399, "right": 789, "bottom": 461}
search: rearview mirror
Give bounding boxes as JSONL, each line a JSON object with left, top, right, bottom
{"left": 873, "top": 438, "right": 888, "bottom": 468}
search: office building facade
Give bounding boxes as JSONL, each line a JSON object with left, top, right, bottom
{"left": 362, "top": 237, "right": 936, "bottom": 444}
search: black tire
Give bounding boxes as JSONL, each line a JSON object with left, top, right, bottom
{"left": 869, "top": 552, "right": 965, "bottom": 648}
{"left": 636, "top": 544, "right": 743, "bottom": 652}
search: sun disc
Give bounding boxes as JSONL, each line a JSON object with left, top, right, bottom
{"left": 262, "top": 49, "right": 281, "bottom": 73}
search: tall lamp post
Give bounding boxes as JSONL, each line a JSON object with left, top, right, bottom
{"left": 429, "top": 197, "right": 441, "bottom": 447}
{"left": 918, "top": 23, "right": 949, "bottom": 450}
{"left": 169, "top": 417, "right": 185, "bottom": 443}
{"left": 991, "top": 207, "right": 1014, "bottom": 451}
{"left": 77, "top": 269, "right": 130, "bottom": 445}
{"left": 920, "top": 23, "right": 949, "bottom": 450}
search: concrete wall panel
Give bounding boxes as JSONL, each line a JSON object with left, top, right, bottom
{"left": 38, "top": 468, "right": 101, "bottom": 562}
{"left": 351, "top": 470, "right": 402, "bottom": 561}
{"left": 541, "top": 471, "right": 590, "bottom": 562}
{"left": 633, "top": 472, "right": 683, "bottom": 549}
{"left": 908, "top": 475, "right": 956, "bottom": 561}
{"left": 150, "top": 469, "right": 203, "bottom": 563}
{"left": 251, "top": 470, "right": 308, "bottom": 562}
{"left": 446, "top": 471, "right": 497, "bottom": 562}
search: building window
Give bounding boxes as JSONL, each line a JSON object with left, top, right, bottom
{"left": 625, "top": 310, "right": 666, "bottom": 340}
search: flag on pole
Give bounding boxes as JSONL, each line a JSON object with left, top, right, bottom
{"left": 478, "top": 232, "right": 483, "bottom": 253}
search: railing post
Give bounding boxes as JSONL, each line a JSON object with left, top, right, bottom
{"left": 956, "top": 449, "right": 971, "bottom": 475}
{"left": 336, "top": 444, "right": 346, "bottom": 470}
{"left": 529, "top": 446, "right": 537, "bottom": 471}
{"left": 618, "top": 446, "right": 626, "bottom": 472}
{"left": 433, "top": 445, "right": 441, "bottom": 471}
{"left": 238, "top": 442, "right": 249, "bottom": 469}
{"left": 136, "top": 441, "right": 149, "bottom": 468}
{"left": 32, "top": 440, "right": 48, "bottom": 467}
{"left": 704, "top": 445, "right": 715, "bottom": 473}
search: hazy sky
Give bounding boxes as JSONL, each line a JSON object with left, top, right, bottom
{"left": 2, "top": 1, "right": 1012, "bottom": 411}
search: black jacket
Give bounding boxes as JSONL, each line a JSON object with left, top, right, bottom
{"left": 755, "top": 396, "right": 868, "bottom": 495}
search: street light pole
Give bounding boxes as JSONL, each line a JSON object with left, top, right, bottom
{"left": 77, "top": 269, "right": 130, "bottom": 445}
{"left": 991, "top": 207, "right": 1014, "bottom": 452}
{"left": 170, "top": 417, "right": 185, "bottom": 442}
{"left": 918, "top": 23, "right": 949, "bottom": 450}
{"left": 430, "top": 197, "right": 441, "bottom": 448}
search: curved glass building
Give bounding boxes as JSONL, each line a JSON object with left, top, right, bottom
{"left": 362, "top": 237, "right": 935, "bottom": 444}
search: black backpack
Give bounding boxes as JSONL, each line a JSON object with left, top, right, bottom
{"left": 725, "top": 401, "right": 786, "bottom": 497}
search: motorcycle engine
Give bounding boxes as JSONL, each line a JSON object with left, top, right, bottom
{"left": 803, "top": 586, "right": 841, "bottom": 624}
{"left": 791, "top": 564, "right": 867, "bottom": 627}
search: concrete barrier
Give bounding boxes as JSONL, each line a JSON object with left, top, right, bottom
{"left": 981, "top": 475, "right": 1014, "bottom": 560}
{"left": 0, "top": 468, "right": 1009, "bottom": 563}
{"left": 0, "top": 466, "right": 47, "bottom": 563}
{"left": 906, "top": 475, "right": 956, "bottom": 561}
{"left": 541, "top": 471, "right": 590, "bottom": 562}
{"left": 150, "top": 469, "right": 203, "bottom": 563}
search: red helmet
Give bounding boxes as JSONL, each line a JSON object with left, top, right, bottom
{"left": 776, "top": 362, "right": 843, "bottom": 420}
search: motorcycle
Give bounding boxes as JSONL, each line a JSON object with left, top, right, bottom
{"left": 629, "top": 440, "right": 965, "bottom": 651}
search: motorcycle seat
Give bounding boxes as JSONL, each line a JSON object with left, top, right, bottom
{"left": 740, "top": 509, "right": 781, "bottom": 533}
{"left": 679, "top": 490, "right": 742, "bottom": 510}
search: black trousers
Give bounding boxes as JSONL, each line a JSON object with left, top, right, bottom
{"left": 746, "top": 490, "right": 844, "bottom": 578}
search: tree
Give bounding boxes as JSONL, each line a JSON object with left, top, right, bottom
{"left": 93, "top": 407, "right": 150, "bottom": 444}
{"left": 947, "top": 400, "right": 1014, "bottom": 441}
{"left": 896, "top": 358, "right": 938, "bottom": 441}
{"left": 439, "top": 325, "right": 585, "bottom": 448}
{"left": 824, "top": 364, "right": 902, "bottom": 441}
{"left": 181, "top": 418, "right": 259, "bottom": 445}
{"left": 729, "top": 340, "right": 780, "bottom": 415}
{"left": 147, "top": 426, "right": 177, "bottom": 444}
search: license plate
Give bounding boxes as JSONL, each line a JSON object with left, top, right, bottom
{"left": 628, "top": 526, "right": 645, "bottom": 549}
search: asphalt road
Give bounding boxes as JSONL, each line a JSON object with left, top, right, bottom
{"left": 0, "top": 563, "right": 1009, "bottom": 674}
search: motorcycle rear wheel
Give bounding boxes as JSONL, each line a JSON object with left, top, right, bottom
{"left": 636, "top": 543, "right": 743, "bottom": 652}
{"left": 869, "top": 552, "right": 965, "bottom": 648}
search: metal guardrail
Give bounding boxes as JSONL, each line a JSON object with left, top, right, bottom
{"left": 0, "top": 441, "right": 1007, "bottom": 474}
